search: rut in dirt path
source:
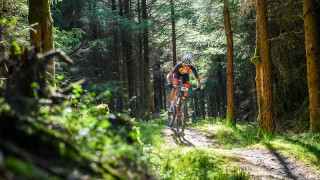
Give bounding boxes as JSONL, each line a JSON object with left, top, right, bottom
{"left": 161, "top": 126, "right": 218, "bottom": 148}
{"left": 161, "top": 126, "right": 320, "bottom": 180}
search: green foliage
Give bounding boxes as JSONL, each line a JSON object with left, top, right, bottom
{"left": 88, "top": 103, "right": 110, "bottom": 116}
{"left": 53, "top": 27, "right": 85, "bottom": 53}
{"left": 10, "top": 41, "right": 21, "bottom": 55}
{"left": 0, "top": 18, "right": 7, "bottom": 25}
{"left": 0, "top": 0, "right": 29, "bottom": 53}
{"left": 4, "top": 157, "right": 60, "bottom": 180}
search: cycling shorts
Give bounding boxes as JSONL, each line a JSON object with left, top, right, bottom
{"left": 173, "top": 72, "right": 190, "bottom": 88}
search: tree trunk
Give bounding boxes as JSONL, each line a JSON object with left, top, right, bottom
{"left": 217, "top": 58, "right": 225, "bottom": 117}
{"left": 119, "top": 0, "right": 129, "bottom": 110}
{"left": 194, "top": 92, "right": 199, "bottom": 118}
{"left": 0, "top": 3, "right": 6, "bottom": 79}
{"left": 124, "top": 0, "right": 136, "bottom": 116}
{"left": 153, "top": 67, "right": 160, "bottom": 114}
{"left": 29, "top": 0, "right": 54, "bottom": 83}
{"left": 112, "top": 0, "right": 124, "bottom": 112}
{"left": 257, "top": 0, "right": 275, "bottom": 134}
{"left": 251, "top": 69, "right": 258, "bottom": 122}
{"left": 303, "top": 0, "right": 320, "bottom": 133}
{"left": 252, "top": 0, "right": 264, "bottom": 128}
{"left": 159, "top": 74, "right": 163, "bottom": 110}
{"left": 213, "top": 87, "right": 219, "bottom": 118}
{"left": 142, "top": 0, "right": 152, "bottom": 120}
{"left": 223, "top": 0, "right": 235, "bottom": 125}
{"left": 170, "top": 0, "right": 177, "bottom": 66}
{"left": 137, "top": 0, "right": 145, "bottom": 118}
{"left": 200, "top": 90, "right": 206, "bottom": 119}
{"left": 162, "top": 74, "right": 167, "bottom": 110}
{"left": 119, "top": 0, "right": 124, "bottom": 16}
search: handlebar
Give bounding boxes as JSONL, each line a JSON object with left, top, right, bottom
{"left": 168, "top": 83, "right": 200, "bottom": 91}
{"left": 173, "top": 85, "right": 198, "bottom": 91}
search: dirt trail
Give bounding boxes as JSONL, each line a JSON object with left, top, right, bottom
{"left": 161, "top": 126, "right": 320, "bottom": 180}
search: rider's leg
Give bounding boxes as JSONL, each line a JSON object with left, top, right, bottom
{"left": 170, "top": 73, "right": 180, "bottom": 110}
{"left": 170, "top": 79, "right": 179, "bottom": 107}
{"left": 182, "top": 74, "right": 190, "bottom": 100}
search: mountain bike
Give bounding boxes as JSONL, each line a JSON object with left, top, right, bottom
{"left": 168, "top": 85, "right": 196, "bottom": 137}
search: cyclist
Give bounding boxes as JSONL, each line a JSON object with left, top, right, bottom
{"left": 166, "top": 54, "right": 201, "bottom": 113}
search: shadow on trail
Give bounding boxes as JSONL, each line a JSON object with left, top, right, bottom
{"left": 265, "top": 142, "right": 297, "bottom": 180}
{"left": 169, "top": 127, "right": 195, "bottom": 147}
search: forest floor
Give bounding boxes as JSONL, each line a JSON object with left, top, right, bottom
{"left": 161, "top": 126, "right": 320, "bottom": 180}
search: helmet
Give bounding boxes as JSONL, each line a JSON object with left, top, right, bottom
{"left": 181, "top": 54, "right": 192, "bottom": 65}
{"left": 84, "top": 89, "right": 88, "bottom": 93}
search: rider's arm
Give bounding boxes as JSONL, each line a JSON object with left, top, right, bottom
{"left": 167, "top": 63, "right": 183, "bottom": 84}
{"left": 166, "top": 72, "right": 173, "bottom": 84}
{"left": 190, "top": 65, "right": 201, "bottom": 88}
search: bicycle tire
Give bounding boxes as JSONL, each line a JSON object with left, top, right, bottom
{"left": 180, "top": 100, "right": 188, "bottom": 137}
{"left": 175, "top": 100, "right": 185, "bottom": 137}
{"left": 170, "top": 105, "right": 178, "bottom": 127}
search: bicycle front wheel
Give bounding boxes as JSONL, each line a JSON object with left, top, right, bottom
{"left": 180, "top": 100, "right": 188, "bottom": 137}
{"left": 170, "top": 106, "right": 178, "bottom": 128}
{"left": 176, "top": 100, "right": 188, "bottom": 137}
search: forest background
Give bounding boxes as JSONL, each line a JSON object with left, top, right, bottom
{"left": 1, "top": 0, "right": 320, "bottom": 179}
{"left": 1, "top": 0, "right": 320, "bottom": 135}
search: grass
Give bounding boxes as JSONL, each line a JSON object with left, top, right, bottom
{"left": 191, "top": 119, "right": 260, "bottom": 149}
{"left": 261, "top": 133, "right": 320, "bottom": 170}
{"left": 154, "top": 147, "right": 250, "bottom": 180}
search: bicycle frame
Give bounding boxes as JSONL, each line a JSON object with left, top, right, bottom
{"left": 173, "top": 85, "right": 188, "bottom": 117}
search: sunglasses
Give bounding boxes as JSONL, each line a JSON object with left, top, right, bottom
{"left": 184, "top": 64, "right": 191, "bottom": 68}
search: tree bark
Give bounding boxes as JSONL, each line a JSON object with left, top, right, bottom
{"left": 162, "top": 74, "right": 167, "bottom": 110}
{"left": 223, "top": 0, "right": 236, "bottom": 125}
{"left": 200, "top": 90, "right": 206, "bottom": 119}
{"left": 29, "top": 0, "right": 54, "bottom": 83}
{"left": 119, "top": 0, "right": 129, "bottom": 110}
{"left": 124, "top": 0, "right": 136, "bottom": 116}
{"left": 159, "top": 74, "right": 163, "bottom": 110}
{"left": 252, "top": 0, "right": 264, "bottom": 129}
{"left": 257, "top": 0, "right": 275, "bottom": 134}
{"left": 303, "top": 0, "right": 320, "bottom": 133}
{"left": 170, "top": 0, "right": 177, "bottom": 66}
{"left": 112, "top": 0, "right": 124, "bottom": 112}
{"left": 251, "top": 69, "right": 258, "bottom": 122}
{"left": 194, "top": 93, "right": 199, "bottom": 118}
{"left": 217, "top": 58, "right": 225, "bottom": 117}
{"left": 0, "top": 3, "right": 6, "bottom": 78}
{"left": 137, "top": 0, "right": 145, "bottom": 118}
{"left": 142, "top": 0, "right": 152, "bottom": 120}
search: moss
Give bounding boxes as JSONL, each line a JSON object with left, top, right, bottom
{"left": 4, "top": 156, "right": 61, "bottom": 180}
{"left": 250, "top": 46, "right": 260, "bottom": 63}
{"left": 311, "top": 117, "right": 320, "bottom": 134}
{"left": 88, "top": 103, "right": 110, "bottom": 116}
